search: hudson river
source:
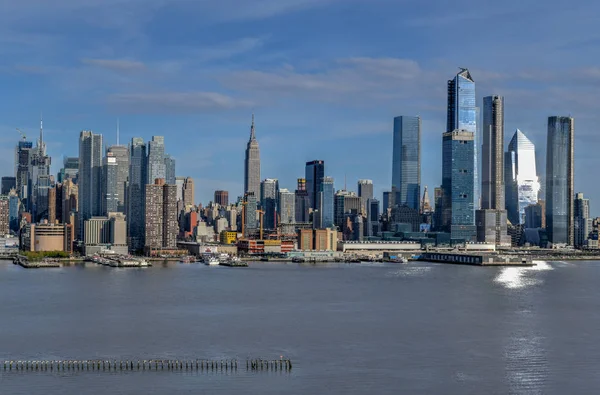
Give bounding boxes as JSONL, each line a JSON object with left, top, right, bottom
{"left": 1, "top": 260, "right": 600, "bottom": 394}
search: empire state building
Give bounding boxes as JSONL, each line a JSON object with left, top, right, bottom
{"left": 244, "top": 114, "right": 261, "bottom": 200}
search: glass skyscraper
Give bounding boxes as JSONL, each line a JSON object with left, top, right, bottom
{"left": 305, "top": 160, "right": 325, "bottom": 209}
{"left": 78, "top": 131, "right": 103, "bottom": 239}
{"left": 546, "top": 116, "right": 574, "bottom": 246}
{"left": 317, "top": 177, "right": 334, "bottom": 229}
{"left": 128, "top": 137, "right": 147, "bottom": 252}
{"left": 442, "top": 130, "right": 476, "bottom": 241}
{"left": 505, "top": 129, "right": 540, "bottom": 225}
{"left": 392, "top": 116, "right": 421, "bottom": 210}
{"left": 447, "top": 68, "right": 479, "bottom": 210}
{"left": 260, "top": 178, "right": 279, "bottom": 230}
{"left": 147, "top": 136, "right": 166, "bottom": 184}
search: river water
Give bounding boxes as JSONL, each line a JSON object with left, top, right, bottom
{"left": 1, "top": 260, "right": 599, "bottom": 394}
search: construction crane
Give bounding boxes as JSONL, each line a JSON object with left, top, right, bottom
{"left": 16, "top": 128, "right": 26, "bottom": 141}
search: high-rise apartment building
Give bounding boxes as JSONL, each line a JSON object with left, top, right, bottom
{"left": 392, "top": 116, "right": 421, "bottom": 210}
{"left": 260, "top": 179, "right": 279, "bottom": 230}
{"left": 106, "top": 145, "right": 128, "bottom": 213}
{"left": 145, "top": 179, "right": 177, "bottom": 251}
{"left": 164, "top": 154, "right": 176, "bottom": 185}
{"left": 279, "top": 188, "right": 295, "bottom": 225}
{"left": 8, "top": 190, "right": 19, "bottom": 233}
{"left": 127, "top": 137, "right": 147, "bottom": 251}
{"left": 294, "top": 178, "right": 310, "bottom": 223}
{"left": 357, "top": 179, "right": 374, "bottom": 214}
{"left": 147, "top": 136, "right": 166, "bottom": 185}
{"left": 505, "top": 129, "right": 540, "bottom": 225}
{"left": 182, "top": 177, "right": 194, "bottom": 207}
{"left": 476, "top": 95, "right": 510, "bottom": 246}
{"left": 0, "top": 196, "right": 9, "bottom": 235}
{"left": 441, "top": 129, "right": 476, "bottom": 241}
{"left": 244, "top": 115, "right": 261, "bottom": 200}
{"left": 102, "top": 152, "right": 119, "bottom": 215}
{"left": 546, "top": 116, "right": 574, "bottom": 247}
{"left": 447, "top": 68, "right": 479, "bottom": 211}
{"left": 214, "top": 190, "right": 229, "bottom": 206}
{"left": 574, "top": 192, "right": 591, "bottom": 249}
{"left": 78, "top": 131, "right": 103, "bottom": 239}
{"left": 243, "top": 192, "right": 258, "bottom": 236}
{"left": 305, "top": 160, "right": 325, "bottom": 209}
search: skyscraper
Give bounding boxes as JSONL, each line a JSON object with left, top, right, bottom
{"left": 441, "top": 130, "right": 476, "bottom": 241}
{"left": 106, "top": 145, "right": 128, "bottom": 213}
{"left": 334, "top": 190, "right": 361, "bottom": 228}
{"left": 29, "top": 120, "right": 51, "bottom": 222}
{"left": 546, "top": 116, "right": 574, "bottom": 247}
{"left": 8, "top": 190, "right": 19, "bottom": 233}
{"left": 476, "top": 95, "right": 510, "bottom": 246}
{"left": 243, "top": 192, "right": 258, "bottom": 236}
{"left": 447, "top": 68, "right": 479, "bottom": 210}
{"left": 505, "top": 129, "right": 540, "bottom": 225}
{"left": 392, "top": 116, "right": 421, "bottom": 210}
{"left": 127, "top": 137, "right": 147, "bottom": 251}
{"left": 15, "top": 139, "right": 33, "bottom": 205}
{"left": 244, "top": 114, "right": 261, "bottom": 201}
{"left": 102, "top": 152, "right": 119, "bottom": 215}
{"left": 305, "top": 160, "right": 325, "bottom": 209}
{"left": 279, "top": 188, "right": 295, "bottom": 225}
{"left": 421, "top": 186, "right": 432, "bottom": 213}
{"left": 294, "top": 178, "right": 310, "bottom": 223}
{"left": 0, "top": 196, "right": 9, "bottom": 235}
{"left": 182, "top": 177, "right": 194, "bottom": 207}
{"left": 144, "top": 179, "right": 177, "bottom": 251}
{"left": 1, "top": 177, "right": 16, "bottom": 195}
{"left": 58, "top": 156, "right": 79, "bottom": 183}
{"left": 317, "top": 177, "right": 335, "bottom": 229}
{"left": 357, "top": 179, "right": 374, "bottom": 214}
{"left": 214, "top": 190, "right": 229, "bottom": 206}
{"left": 366, "top": 198, "right": 380, "bottom": 237}
{"left": 260, "top": 178, "right": 279, "bottom": 230}
{"left": 574, "top": 192, "right": 591, "bottom": 248}
{"left": 78, "top": 131, "right": 103, "bottom": 239}
{"left": 147, "top": 136, "right": 166, "bottom": 184}
{"left": 164, "top": 154, "right": 176, "bottom": 185}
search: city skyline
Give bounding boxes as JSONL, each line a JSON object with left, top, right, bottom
{"left": 0, "top": 1, "right": 598, "bottom": 215}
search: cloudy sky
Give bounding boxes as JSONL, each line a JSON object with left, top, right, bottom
{"left": 1, "top": 0, "right": 598, "bottom": 214}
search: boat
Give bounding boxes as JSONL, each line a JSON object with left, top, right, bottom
{"left": 393, "top": 256, "right": 408, "bottom": 264}
{"left": 218, "top": 253, "right": 230, "bottom": 263}
{"left": 205, "top": 256, "right": 220, "bottom": 266}
{"left": 180, "top": 255, "right": 197, "bottom": 264}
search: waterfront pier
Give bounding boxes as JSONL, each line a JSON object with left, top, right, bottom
{"left": 1, "top": 358, "right": 292, "bottom": 373}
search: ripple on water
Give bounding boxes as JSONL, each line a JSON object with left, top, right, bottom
{"left": 494, "top": 261, "right": 553, "bottom": 290}
{"left": 386, "top": 265, "right": 432, "bottom": 278}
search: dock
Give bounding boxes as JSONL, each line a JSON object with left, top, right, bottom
{"left": 420, "top": 252, "right": 533, "bottom": 266}
{"left": 0, "top": 358, "right": 292, "bottom": 373}
{"left": 13, "top": 256, "right": 61, "bottom": 269}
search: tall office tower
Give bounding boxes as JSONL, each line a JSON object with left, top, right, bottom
{"left": 392, "top": 116, "right": 421, "bottom": 210}
{"left": 107, "top": 145, "right": 129, "bottom": 213}
{"left": 334, "top": 190, "right": 361, "bottom": 228}
{"left": 47, "top": 186, "right": 56, "bottom": 224}
{"left": 505, "top": 129, "right": 540, "bottom": 225}
{"left": 357, "top": 179, "right": 374, "bottom": 214}
{"left": 15, "top": 139, "right": 33, "bottom": 204}
{"left": 476, "top": 95, "right": 510, "bottom": 246}
{"left": 8, "top": 190, "right": 19, "bottom": 233}
{"left": 58, "top": 157, "right": 80, "bottom": 183}
{"left": 0, "top": 196, "right": 9, "bottom": 235}
{"left": 546, "top": 116, "right": 574, "bottom": 247}
{"left": 366, "top": 198, "right": 380, "bottom": 237}
{"left": 260, "top": 178, "right": 279, "bottom": 230}
{"left": 147, "top": 136, "right": 166, "bottom": 184}
{"left": 524, "top": 203, "right": 543, "bottom": 229}
{"left": 1, "top": 177, "right": 16, "bottom": 195}
{"left": 164, "top": 154, "right": 176, "bottom": 185}
{"left": 317, "top": 177, "right": 335, "bottom": 228}
{"left": 144, "top": 179, "right": 177, "bottom": 251}
{"left": 447, "top": 68, "right": 479, "bottom": 210}
{"left": 29, "top": 120, "right": 52, "bottom": 222}
{"left": 182, "top": 177, "right": 194, "bottom": 207}
{"left": 243, "top": 192, "right": 258, "bottom": 236}
{"left": 305, "top": 160, "right": 325, "bottom": 209}
{"left": 421, "top": 186, "right": 432, "bottom": 213}
{"left": 78, "top": 131, "right": 103, "bottom": 239}
{"left": 295, "top": 178, "right": 310, "bottom": 223}
{"left": 279, "top": 188, "right": 295, "bottom": 224}
{"left": 574, "top": 192, "right": 591, "bottom": 249}
{"left": 127, "top": 137, "right": 147, "bottom": 251}
{"left": 441, "top": 130, "right": 476, "bottom": 241}
{"left": 214, "top": 190, "right": 229, "bottom": 206}
{"left": 102, "top": 152, "right": 119, "bottom": 215}
{"left": 244, "top": 114, "right": 261, "bottom": 200}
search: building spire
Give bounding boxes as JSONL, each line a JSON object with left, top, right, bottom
{"left": 39, "top": 112, "right": 43, "bottom": 146}
{"left": 117, "top": 118, "right": 120, "bottom": 145}
{"left": 250, "top": 113, "right": 256, "bottom": 140}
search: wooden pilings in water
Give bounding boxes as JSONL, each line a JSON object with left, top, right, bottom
{"left": 1, "top": 358, "right": 292, "bottom": 373}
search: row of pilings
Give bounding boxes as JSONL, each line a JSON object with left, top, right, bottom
{"left": 1, "top": 359, "right": 292, "bottom": 372}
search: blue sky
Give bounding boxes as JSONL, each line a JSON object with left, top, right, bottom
{"left": 1, "top": 0, "right": 599, "bottom": 214}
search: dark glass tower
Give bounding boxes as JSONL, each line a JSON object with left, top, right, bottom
{"left": 305, "top": 160, "right": 325, "bottom": 209}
